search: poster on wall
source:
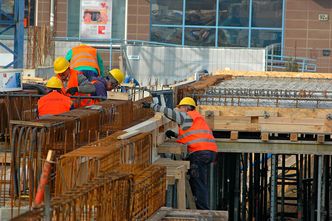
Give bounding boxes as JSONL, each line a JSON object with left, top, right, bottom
{"left": 80, "top": 0, "right": 112, "bottom": 39}
{"left": 0, "top": 69, "right": 22, "bottom": 92}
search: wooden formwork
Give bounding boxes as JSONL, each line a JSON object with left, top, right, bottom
{"left": 55, "top": 131, "right": 153, "bottom": 195}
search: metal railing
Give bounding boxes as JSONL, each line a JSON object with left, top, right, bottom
{"left": 266, "top": 44, "right": 317, "bottom": 72}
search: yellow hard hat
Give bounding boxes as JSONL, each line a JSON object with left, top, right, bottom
{"left": 54, "top": 57, "right": 70, "bottom": 74}
{"left": 46, "top": 76, "right": 63, "bottom": 89}
{"left": 178, "top": 97, "right": 196, "bottom": 107}
{"left": 109, "top": 68, "right": 125, "bottom": 84}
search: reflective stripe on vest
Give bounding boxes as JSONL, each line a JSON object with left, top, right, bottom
{"left": 186, "top": 138, "right": 216, "bottom": 145}
{"left": 71, "top": 47, "right": 100, "bottom": 75}
{"left": 177, "top": 129, "right": 213, "bottom": 140}
{"left": 177, "top": 110, "right": 217, "bottom": 153}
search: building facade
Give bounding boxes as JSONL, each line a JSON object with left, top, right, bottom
{"left": 6, "top": 0, "right": 332, "bottom": 72}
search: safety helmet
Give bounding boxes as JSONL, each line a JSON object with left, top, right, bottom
{"left": 54, "top": 57, "right": 70, "bottom": 74}
{"left": 109, "top": 68, "right": 125, "bottom": 84}
{"left": 46, "top": 76, "right": 63, "bottom": 89}
{"left": 178, "top": 97, "right": 196, "bottom": 107}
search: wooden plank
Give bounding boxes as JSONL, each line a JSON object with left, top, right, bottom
{"left": 317, "top": 134, "right": 325, "bottom": 144}
{"left": 213, "top": 69, "right": 332, "bottom": 80}
{"left": 157, "top": 142, "right": 187, "bottom": 155}
{"left": 261, "top": 132, "right": 269, "bottom": 142}
{"left": 245, "top": 110, "right": 278, "bottom": 117}
{"left": 259, "top": 117, "right": 326, "bottom": 126}
{"left": 230, "top": 131, "right": 238, "bottom": 140}
{"left": 107, "top": 91, "right": 129, "bottom": 100}
{"left": 117, "top": 130, "right": 141, "bottom": 140}
{"left": 200, "top": 105, "right": 331, "bottom": 119}
{"left": 260, "top": 124, "right": 329, "bottom": 133}
{"left": 213, "top": 122, "right": 260, "bottom": 132}
{"left": 290, "top": 133, "right": 298, "bottom": 142}
{"left": 10, "top": 120, "right": 62, "bottom": 128}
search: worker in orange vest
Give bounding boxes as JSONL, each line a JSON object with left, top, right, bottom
{"left": 37, "top": 77, "right": 72, "bottom": 118}
{"left": 65, "top": 44, "right": 104, "bottom": 81}
{"left": 54, "top": 56, "right": 96, "bottom": 107}
{"left": 90, "top": 68, "right": 125, "bottom": 97}
{"left": 143, "top": 97, "right": 217, "bottom": 210}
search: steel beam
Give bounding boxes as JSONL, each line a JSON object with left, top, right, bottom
{"left": 216, "top": 139, "right": 332, "bottom": 155}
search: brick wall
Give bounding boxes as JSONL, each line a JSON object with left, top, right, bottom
{"left": 127, "top": 0, "right": 150, "bottom": 40}
{"left": 285, "top": 0, "right": 332, "bottom": 72}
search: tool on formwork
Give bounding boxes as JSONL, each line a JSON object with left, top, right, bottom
{"left": 34, "top": 150, "right": 54, "bottom": 206}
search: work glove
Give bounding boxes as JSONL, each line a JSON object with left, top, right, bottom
{"left": 165, "top": 130, "right": 177, "bottom": 139}
{"left": 66, "top": 87, "right": 78, "bottom": 95}
{"left": 142, "top": 102, "right": 151, "bottom": 108}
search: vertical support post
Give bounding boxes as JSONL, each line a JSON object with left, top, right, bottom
{"left": 249, "top": 153, "right": 253, "bottom": 220}
{"left": 298, "top": 154, "right": 303, "bottom": 221}
{"left": 110, "top": 41, "right": 113, "bottom": 69}
{"left": 317, "top": 155, "right": 323, "bottom": 221}
{"left": 181, "top": 0, "right": 186, "bottom": 46}
{"left": 241, "top": 153, "right": 247, "bottom": 221}
{"left": 14, "top": 0, "right": 25, "bottom": 68}
{"left": 281, "top": 154, "right": 286, "bottom": 220}
{"left": 215, "top": 0, "right": 220, "bottom": 47}
{"left": 209, "top": 161, "right": 216, "bottom": 210}
{"left": 233, "top": 153, "right": 240, "bottom": 221}
{"left": 271, "top": 154, "right": 278, "bottom": 221}
{"left": 44, "top": 184, "right": 51, "bottom": 220}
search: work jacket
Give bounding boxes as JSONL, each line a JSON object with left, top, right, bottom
{"left": 38, "top": 90, "right": 71, "bottom": 117}
{"left": 177, "top": 110, "right": 218, "bottom": 153}
{"left": 67, "top": 69, "right": 95, "bottom": 107}
{"left": 70, "top": 45, "right": 100, "bottom": 75}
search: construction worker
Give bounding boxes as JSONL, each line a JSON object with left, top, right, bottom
{"left": 65, "top": 44, "right": 105, "bottom": 80}
{"left": 142, "top": 97, "right": 217, "bottom": 210}
{"left": 54, "top": 56, "right": 96, "bottom": 107}
{"left": 37, "top": 77, "right": 71, "bottom": 118}
{"left": 90, "top": 69, "right": 125, "bottom": 97}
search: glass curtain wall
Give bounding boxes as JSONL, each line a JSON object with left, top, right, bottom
{"left": 150, "top": 0, "right": 283, "bottom": 48}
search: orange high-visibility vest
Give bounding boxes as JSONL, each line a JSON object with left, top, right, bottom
{"left": 70, "top": 45, "right": 100, "bottom": 75}
{"left": 67, "top": 69, "right": 95, "bottom": 107}
{"left": 177, "top": 110, "right": 218, "bottom": 153}
{"left": 38, "top": 91, "right": 71, "bottom": 117}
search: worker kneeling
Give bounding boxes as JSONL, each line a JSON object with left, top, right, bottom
{"left": 143, "top": 97, "right": 217, "bottom": 210}
{"left": 37, "top": 77, "right": 72, "bottom": 118}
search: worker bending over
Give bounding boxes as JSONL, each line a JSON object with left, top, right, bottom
{"left": 54, "top": 56, "right": 96, "bottom": 107}
{"left": 66, "top": 44, "right": 104, "bottom": 80}
{"left": 143, "top": 97, "right": 217, "bottom": 210}
{"left": 37, "top": 77, "right": 71, "bottom": 118}
{"left": 90, "top": 68, "right": 125, "bottom": 97}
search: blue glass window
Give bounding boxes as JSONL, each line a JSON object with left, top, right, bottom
{"left": 219, "top": 29, "right": 249, "bottom": 47}
{"left": 184, "top": 28, "right": 215, "bottom": 46}
{"left": 151, "top": 27, "right": 182, "bottom": 45}
{"left": 185, "top": 0, "right": 216, "bottom": 26}
{"left": 252, "top": 0, "right": 282, "bottom": 28}
{"left": 219, "top": 0, "right": 249, "bottom": 27}
{"left": 251, "top": 30, "right": 281, "bottom": 47}
{"left": 151, "top": 0, "right": 183, "bottom": 25}
{"left": 150, "top": 0, "right": 284, "bottom": 48}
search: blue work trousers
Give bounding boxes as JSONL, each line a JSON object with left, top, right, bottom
{"left": 188, "top": 150, "right": 216, "bottom": 210}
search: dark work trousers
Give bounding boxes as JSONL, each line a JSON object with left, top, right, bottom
{"left": 81, "top": 70, "right": 98, "bottom": 81}
{"left": 188, "top": 150, "right": 216, "bottom": 210}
